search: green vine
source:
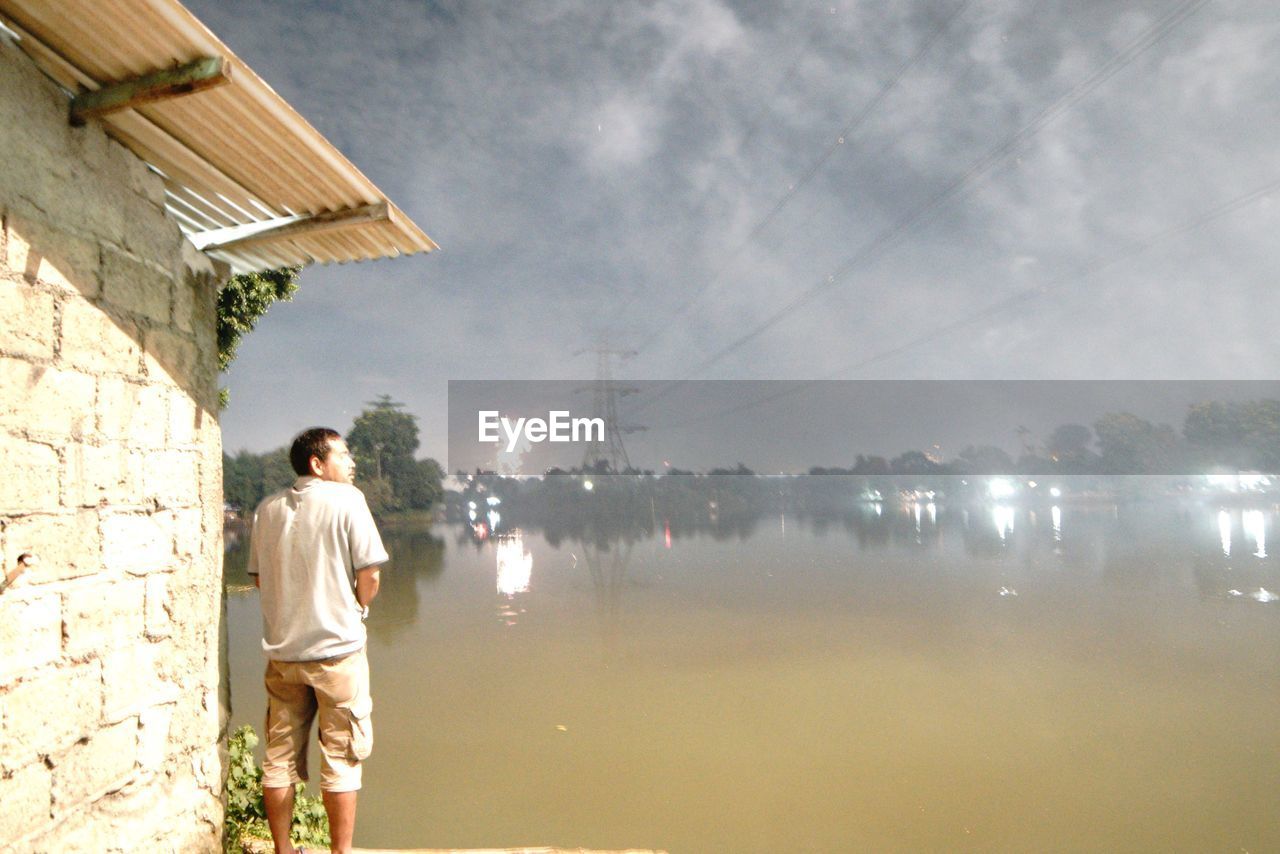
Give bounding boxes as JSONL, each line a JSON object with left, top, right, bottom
{"left": 216, "top": 267, "right": 301, "bottom": 408}
{"left": 224, "top": 724, "right": 330, "bottom": 852}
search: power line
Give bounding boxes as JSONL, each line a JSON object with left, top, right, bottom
{"left": 608, "top": 6, "right": 831, "bottom": 324}
{"left": 635, "top": 172, "right": 1280, "bottom": 435}
{"left": 628, "top": 0, "right": 975, "bottom": 356}
{"left": 623, "top": 0, "right": 1210, "bottom": 423}
{"left": 669, "top": 0, "right": 1209, "bottom": 382}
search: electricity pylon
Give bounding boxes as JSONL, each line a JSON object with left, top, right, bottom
{"left": 575, "top": 345, "right": 645, "bottom": 472}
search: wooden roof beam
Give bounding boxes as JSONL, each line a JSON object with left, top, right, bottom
{"left": 196, "top": 202, "right": 390, "bottom": 252}
{"left": 69, "top": 55, "right": 230, "bottom": 125}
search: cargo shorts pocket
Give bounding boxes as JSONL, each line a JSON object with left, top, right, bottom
{"left": 346, "top": 696, "right": 373, "bottom": 761}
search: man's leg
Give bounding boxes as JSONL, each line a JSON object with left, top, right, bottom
{"left": 311, "top": 651, "right": 373, "bottom": 854}
{"left": 263, "top": 660, "right": 318, "bottom": 854}
{"left": 264, "top": 784, "right": 296, "bottom": 854}
{"left": 322, "top": 790, "right": 357, "bottom": 854}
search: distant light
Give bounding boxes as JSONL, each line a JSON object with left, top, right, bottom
{"left": 1049, "top": 487, "right": 1062, "bottom": 498}
{"left": 1027, "top": 481, "right": 1037, "bottom": 489}
{"left": 468, "top": 500, "right": 477, "bottom": 510}
{"left": 583, "top": 480, "right": 594, "bottom": 491}
{"left": 1206, "top": 473, "right": 1237, "bottom": 491}
{"left": 486, "top": 496, "right": 501, "bottom": 506}
{"left": 1241, "top": 473, "right": 1270, "bottom": 491}
{"left": 987, "top": 478, "right": 1015, "bottom": 499}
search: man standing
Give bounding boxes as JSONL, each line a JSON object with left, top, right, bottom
{"left": 248, "top": 427, "right": 389, "bottom": 854}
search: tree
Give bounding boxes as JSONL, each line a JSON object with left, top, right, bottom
{"left": 1094, "top": 412, "right": 1181, "bottom": 474}
{"left": 955, "top": 445, "right": 1015, "bottom": 474}
{"left": 348, "top": 395, "right": 419, "bottom": 495}
{"left": 1185, "top": 399, "right": 1280, "bottom": 470}
{"left": 223, "top": 450, "right": 265, "bottom": 511}
{"left": 889, "top": 451, "right": 941, "bottom": 475}
{"left": 358, "top": 475, "right": 400, "bottom": 517}
{"left": 403, "top": 458, "right": 445, "bottom": 509}
{"left": 1046, "top": 423, "right": 1097, "bottom": 472}
{"left": 851, "top": 455, "right": 890, "bottom": 475}
{"left": 347, "top": 395, "right": 445, "bottom": 511}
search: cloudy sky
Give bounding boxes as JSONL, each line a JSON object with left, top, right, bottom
{"left": 186, "top": 0, "right": 1280, "bottom": 464}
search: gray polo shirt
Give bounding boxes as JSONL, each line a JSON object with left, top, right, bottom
{"left": 248, "top": 476, "right": 389, "bottom": 661}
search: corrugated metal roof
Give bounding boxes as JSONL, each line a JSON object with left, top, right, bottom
{"left": 0, "top": 0, "right": 438, "bottom": 274}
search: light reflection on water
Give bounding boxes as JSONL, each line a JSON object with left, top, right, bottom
{"left": 223, "top": 499, "right": 1280, "bottom": 852}
{"left": 1243, "top": 509, "right": 1267, "bottom": 558}
{"left": 494, "top": 530, "right": 532, "bottom": 597}
{"left": 991, "top": 504, "right": 1015, "bottom": 540}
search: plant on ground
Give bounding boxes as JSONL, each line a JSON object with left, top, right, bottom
{"left": 224, "top": 724, "right": 329, "bottom": 852}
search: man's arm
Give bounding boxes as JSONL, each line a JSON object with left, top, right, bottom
{"left": 354, "top": 565, "right": 381, "bottom": 607}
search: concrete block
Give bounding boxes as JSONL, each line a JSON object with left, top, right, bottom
{"left": 0, "top": 433, "right": 59, "bottom": 513}
{"left": 171, "top": 508, "right": 204, "bottom": 567}
{"left": 180, "top": 241, "right": 219, "bottom": 280}
{"left": 3, "top": 210, "right": 100, "bottom": 296}
{"left": 2, "top": 510, "right": 101, "bottom": 583}
{"left": 0, "top": 759, "right": 53, "bottom": 842}
{"left": 101, "top": 248, "right": 172, "bottom": 324}
{"left": 172, "top": 266, "right": 198, "bottom": 334}
{"left": 59, "top": 298, "right": 141, "bottom": 376}
{"left": 142, "top": 450, "right": 199, "bottom": 509}
{"left": 0, "top": 279, "right": 55, "bottom": 359}
{"left": 0, "top": 359, "right": 96, "bottom": 441}
{"left": 190, "top": 264, "right": 222, "bottom": 346}
{"left": 168, "top": 389, "right": 199, "bottom": 446}
{"left": 144, "top": 574, "right": 171, "bottom": 640}
{"left": 63, "top": 578, "right": 145, "bottom": 656}
{"left": 102, "top": 642, "right": 179, "bottom": 722}
{"left": 96, "top": 378, "right": 168, "bottom": 447}
{"left": 137, "top": 705, "right": 174, "bottom": 775}
{"left": 35, "top": 157, "right": 126, "bottom": 247}
{"left": 166, "top": 689, "right": 220, "bottom": 755}
{"left": 0, "top": 661, "right": 101, "bottom": 771}
{"left": 101, "top": 512, "right": 173, "bottom": 576}
{"left": 62, "top": 442, "right": 142, "bottom": 507}
{"left": 0, "top": 595, "right": 61, "bottom": 684}
{"left": 142, "top": 328, "right": 197, "bottom": 387}
{"left": 51, "top": 717, "right": 137, "bottom": 808}
{"left": 0, "top": 33, "right": 74, "bottom": 157}
{"left": 128, "top": 157, "right": 167, "bottom": 209}
{"left": 122, "top": 191, "right": 183, "bottom": 273}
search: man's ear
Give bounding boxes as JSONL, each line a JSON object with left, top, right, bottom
{"left": 309, "top": 454, "right": 325, "bottom": 476}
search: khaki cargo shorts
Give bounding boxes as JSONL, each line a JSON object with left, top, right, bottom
{"left": 262, "top": 648, "right": 373, "bottom": 792}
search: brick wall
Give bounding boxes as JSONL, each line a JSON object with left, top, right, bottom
{"left": 0, "top": 34, "right": 228, "bottom": 853}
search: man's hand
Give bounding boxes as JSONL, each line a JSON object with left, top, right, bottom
{"left": 355, "top": 566, "right": 381, "bottom": 607}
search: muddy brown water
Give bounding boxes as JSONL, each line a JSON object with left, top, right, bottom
{"left": 225, "top": 500, "right": 1280, "bottom": 852}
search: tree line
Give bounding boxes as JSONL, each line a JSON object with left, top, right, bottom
{"left": 469, "top": 398, "right": 1280, "bottom": 482}
{"left": 224, "top": 395, "right": 444, "bottom": 516}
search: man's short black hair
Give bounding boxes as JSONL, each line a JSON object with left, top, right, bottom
{"left": 290, "top": 427, "right": 342, "bottom": 476}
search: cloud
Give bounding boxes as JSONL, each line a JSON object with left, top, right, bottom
{"left": 184, "top": 0, "right": 1280, "bottom": 459}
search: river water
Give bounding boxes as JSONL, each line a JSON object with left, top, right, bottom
{"left": 224, "top": 498, "right": 1280, "bottom": 852}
